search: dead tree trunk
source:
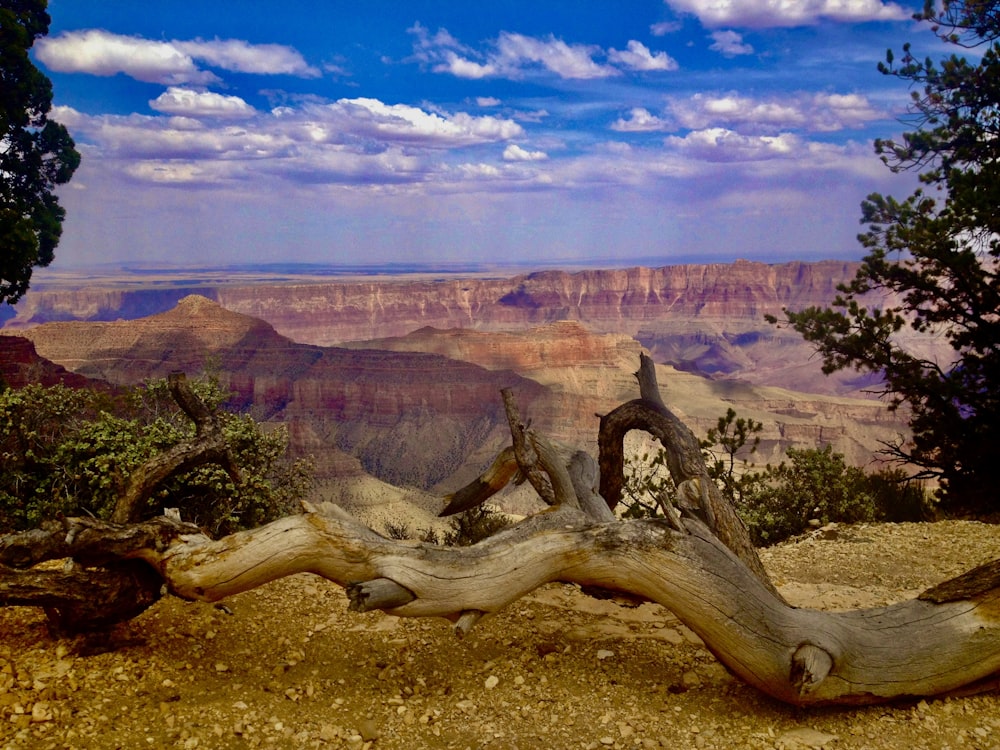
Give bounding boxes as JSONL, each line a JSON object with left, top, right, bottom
{"left": 2, "top": 358, "right": 1000, "bottom": 705}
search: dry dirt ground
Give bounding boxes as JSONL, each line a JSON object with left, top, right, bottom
{"left": 2, "top": 521, "right": 1000, "bottom": 750}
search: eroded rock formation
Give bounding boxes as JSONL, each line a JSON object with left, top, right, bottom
{"left": 5, "top": 261, "right": 903, "bottom": 395}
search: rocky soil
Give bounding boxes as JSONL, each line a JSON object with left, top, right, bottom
{"left": 2, "top": 521, "right": 1000, "bottom": 750}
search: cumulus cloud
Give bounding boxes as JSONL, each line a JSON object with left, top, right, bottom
{"left": 669, "top": 92, "right": 884, "bottom": 132}
{"left": 56, "top": 92, "right": 527, "bottom": 192}
{"left": 316, "top": 97, "right": 523, "bottom": 147}
{"left": 611, "top": 107, "right": 671, "bottom": 132}
{"left": 663, "top": 0, "right": 909, "bottom": 27}
{"left": 709, "top": 30, "right": 754, "bottom": 56}
{"left": 503, "top": 144, "right": 548, "bottom": 161}
{"left": 476, "top": 97, "right": 502, "bottom": 107}
{"left": 35, "top": 29, "right": 318, "bottom": 85}
{"left": 149, "top": 87, "right": 257, "bottom": 119}
{"left": 666, "top": 127, "right": 801, "bottom": 161}
{"left": 409, "top": 25, "right": 675, "bottom": 80}
{"left": 439, "top": 53, "right": 497, "bottom": 79}
{"left": 173, "top": 38, "right": 320, "bottom": 77}
{"left": 607, "top": 40, "right": 678, "bottom": 71}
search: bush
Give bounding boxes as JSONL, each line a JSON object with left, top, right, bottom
{"left": 621, "top": 448, "right": 676, "bottom": 519}
{"left": 736, "top": 446, "right": 878, "bottom": 545}
{"left": 620, "top": 408, "right": 932, "bottom": 547}
{"left": 441, "top": 504, "right": 513, "bottom": 546}
{"left": 0, "top": 378, "right": 313, "bottom": 536}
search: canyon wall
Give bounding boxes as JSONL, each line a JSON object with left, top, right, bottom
{"left": 7, "top": 294, "right": 911, "bottom": 494}
{"left": 3, "top": 296, "right": 548, "bottom": 488}
{"left": 5, "top": 260, "right": 873, "bottom": 394}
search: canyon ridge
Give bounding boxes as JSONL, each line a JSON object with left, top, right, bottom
{"left": 1, "top": 260, "right": 927, "bottom": 513}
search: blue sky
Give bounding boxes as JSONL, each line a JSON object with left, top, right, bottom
{"left": 34, "top": 0, "right": 946, "bottom": 270}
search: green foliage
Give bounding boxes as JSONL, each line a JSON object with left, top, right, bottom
{"left": 0, "top": 379, "right": 313, "bottom": 536}
{"left": 701, "top": 407, "right": 763, "bottom": 506}
{"left": 620, "top": 447, "right": 676, "bottom": 519}
{"left": 441, "top": 504, "right": 513, "bottom": 546}
{"left": 622, "top": 407, "right": 760, "bottom": 518}
{"left": 770, "top": 2, "right": 1000, "bottom": 514}
{"left": 383, "top": 504, "right": 512, "bottom": 546}
{"left": 736, "top": 446, "right": 878, "bottom": 546}
{"left": 1, "top": 0, "right": 81, "bottom": 304}
{"left": 621, "top": 409, "right": 931, "bottom": 546}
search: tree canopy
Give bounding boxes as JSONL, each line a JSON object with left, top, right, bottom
{"left": 1, "top": 0, "right": 80, "bottom": 305}
{"left": 772, "top": 0, "right": 1000, "bottom": 513}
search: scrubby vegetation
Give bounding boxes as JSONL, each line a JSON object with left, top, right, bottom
{"left": 0, "top": 378, "right": 313, "bottom": 536}
{"left": 624, "top": 408, "right": 931, "bottom": 545}
{"left": 385, "top": 504, "right": 513, "bottom": 546}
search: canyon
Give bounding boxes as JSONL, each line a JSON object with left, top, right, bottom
{"left": 1, "top": 260, "right": 920, "bottom": 498}
{"left": 4, "top": 260, "right": 890, "bottom": 396}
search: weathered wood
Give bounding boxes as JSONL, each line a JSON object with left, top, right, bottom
{"left": 117, "top": 501, "right": 1000, "bottom": 706}
{"left": 0, "top": 559, "right": 163, "bottom": 632}
{"left": 4, "top": 356, "right": 1000, "bottom": 707}
{"left": 598, "top": 356, "right": 776, "bottom": 597}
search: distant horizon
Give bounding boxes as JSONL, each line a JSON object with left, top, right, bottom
{"left": 21, "top": 254, "right": 863, "bottom": 291}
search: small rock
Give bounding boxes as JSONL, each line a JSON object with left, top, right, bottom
{"left": 681, "top": 670, "right": 701, "bottom": 690}
{"left": 596, "top": 649, "right": 615, "bottom": 661}
{"left": 484, "top": 675, "right": 499, "bottom": 690}
{"left": 776, "top": 727, "right": 839, "bottom": 749}
{"left": 357, "top": 718, "right": 379, "bottom": 741}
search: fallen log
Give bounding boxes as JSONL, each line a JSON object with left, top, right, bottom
{"left": 86, "top": 499, "right": 996, "bottom": 706}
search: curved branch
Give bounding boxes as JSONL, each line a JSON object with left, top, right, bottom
{"left": 598, "top": 356, "right": 775, "bottom": 596}
{"left": 123, "top": 503, "right": 1000, "bottom": 707}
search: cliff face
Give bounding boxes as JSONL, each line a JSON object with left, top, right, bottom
{"left": 5, "top": 260, "right": 879, "bottom": 395}
{"left": 15, "top": 296, "right": 546, "bottom": 488}
{"left": 13, "top": 293, "right": 912, "bottom": 491}
{"left": 0, "top": 336, "right": 99, "bottom": 390}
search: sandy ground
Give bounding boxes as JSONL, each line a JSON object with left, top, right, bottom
{"left": 2, "top": 521, "right": 1000, "bottom": 750}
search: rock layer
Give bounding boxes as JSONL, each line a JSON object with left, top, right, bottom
{"left": 5, "top": 261, "right": 883, "bottom": 394}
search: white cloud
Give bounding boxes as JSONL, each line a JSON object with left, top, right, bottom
{"left": 35, "top": 29, "right": 318, "bottom": 85}
{"left": 409, "top": 26, "right": 675, "bottom": 80}
{"left": 173, "top": 38, "right": 320, "bottom": 77}
{"left": 666, "top": 127, "right": 801, "bottom": 161}
{"left": 669, "top": 92, "right": 884, "bottom": 132}
{"left": 503, "top": 144, "right": 548, "bottom": 161}
{"left": 664, "top": 0, "right": 909, "bottom": 27}
{"left": 709, "top": 30, "right": 754, "bottom": 56}
{"left": 494, "top": 32, "right": 618, "bottom": 79}
{"left": 476, "top": 97, "right": 502, "bottom": 107}
{"left": 36, "top": 29, "right": 217, "bottom": 85}
{"left": 436, "top": 51, "right": 498, "bottom": 79}
{"left": 611, "top": 107, "right": 671, "bottom": 132}
{"left": 318, "top": 97, "right": 523, "bottom": 147}
{"left": 650, "top": 21, "right": 682, "bottom": 36}
{"left": 811, "top": 93, "right": 884, "bottom": 130}
{"left": 150, "top": 87, "right": 257, "bottom": 119}
{"left": 607, "top": 40, "right": 679, "bottom": 71}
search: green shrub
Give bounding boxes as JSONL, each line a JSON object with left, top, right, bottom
{"left": 736, "top": 446, "right": 878, "bottom": 545}
{"left": 0, "top": 378, "right": 313, "bottom": 536}
{"left": 441, "top": 504, "right": 513, "bottom": 546}
{"left": 620, "top": 408, "right": 932, "bottom": 547}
